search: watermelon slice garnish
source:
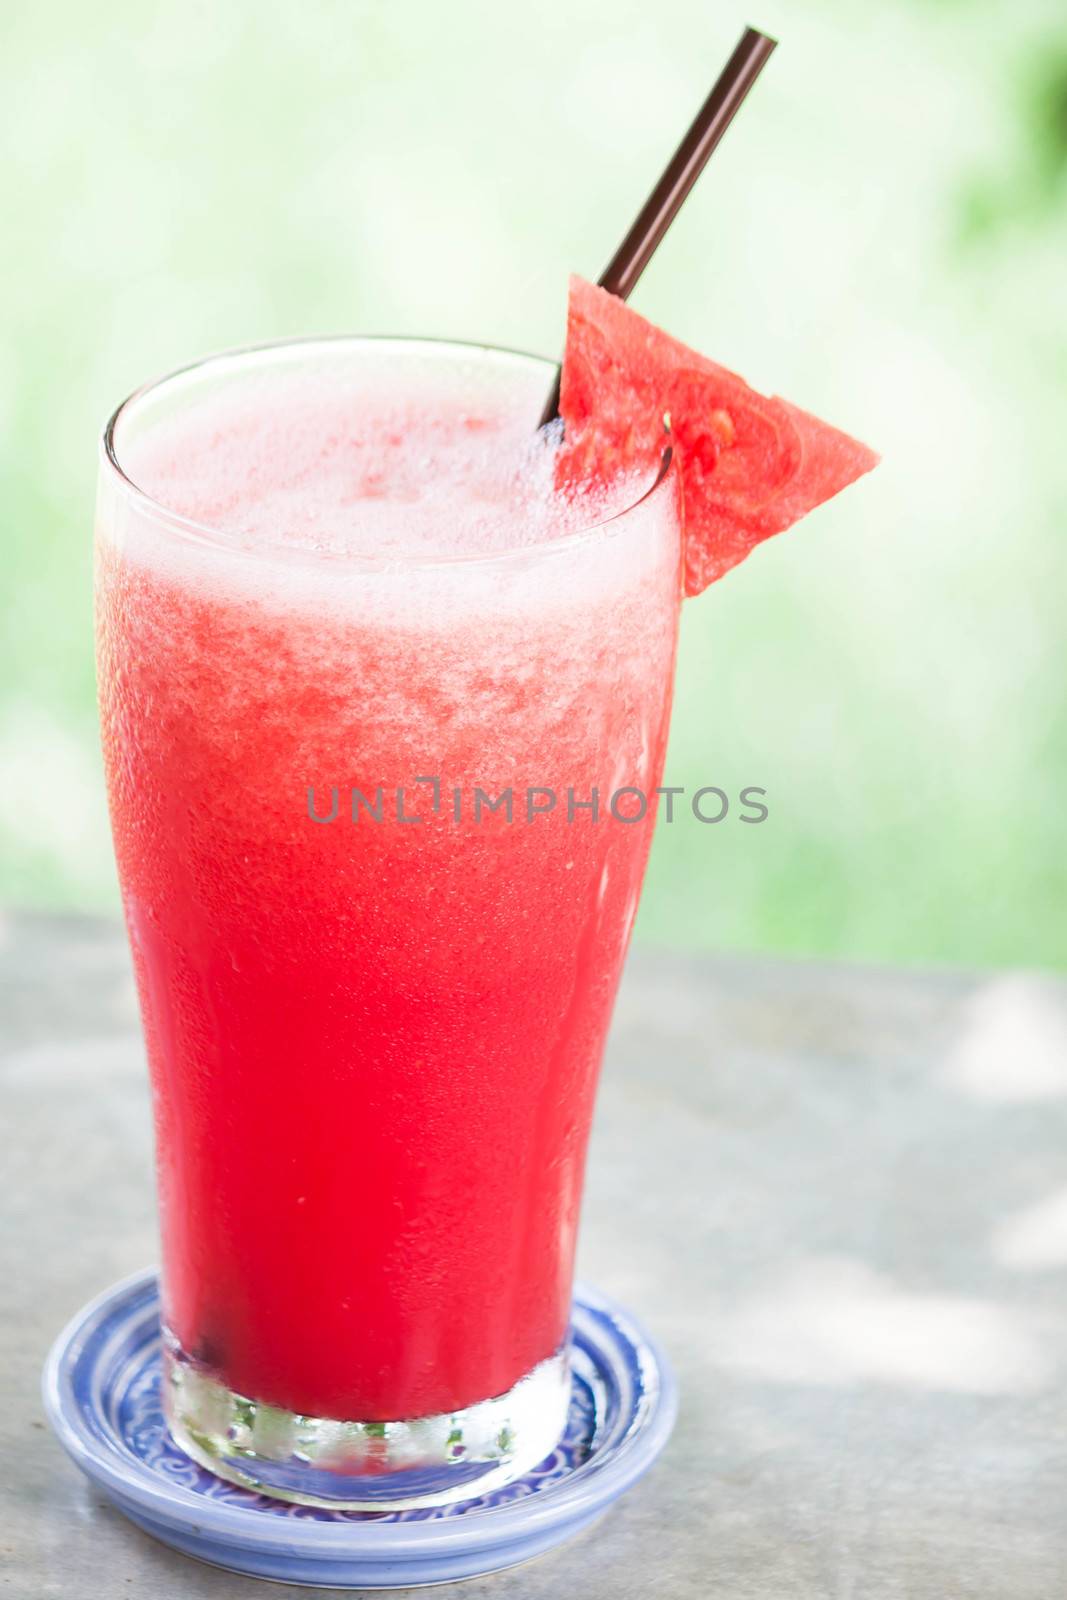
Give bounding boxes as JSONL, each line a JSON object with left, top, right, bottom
{"left": 556, "top": 276, "right": 878, "bottom": 596}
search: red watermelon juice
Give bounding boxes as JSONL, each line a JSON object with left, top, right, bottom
{"left": 96, "top": 337, "right": 683, "bottom": 1506}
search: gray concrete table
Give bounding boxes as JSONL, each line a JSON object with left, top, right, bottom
{"left": 4, "top": 911, "right": 1067, "bottom": 1598}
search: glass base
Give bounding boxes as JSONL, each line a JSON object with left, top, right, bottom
{"left": 162, "top": 1334, "right": 572, "bottom": 1510}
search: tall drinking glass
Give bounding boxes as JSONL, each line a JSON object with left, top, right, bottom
{"left": 95, "top": 337, "right": 682, "bottom": 1508}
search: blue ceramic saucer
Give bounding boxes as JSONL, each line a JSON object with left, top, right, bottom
{"left": 43, "top": 1269, "right": 677, "bottom": 1588}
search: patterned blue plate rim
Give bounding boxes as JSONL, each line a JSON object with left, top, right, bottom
{"left": 43, "top": 1268, "right": 677, "bottom": 1557}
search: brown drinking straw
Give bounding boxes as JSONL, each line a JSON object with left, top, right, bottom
{"left": 539, "top": 25, "right": 777, "bottom": 429}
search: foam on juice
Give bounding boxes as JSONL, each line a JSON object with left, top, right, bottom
{"left": 114, "top": 342, "right": 646, "bottom": 564}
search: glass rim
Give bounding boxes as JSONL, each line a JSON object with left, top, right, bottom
{"left": 100, "top": 333, "right": 677, "bottom": 572}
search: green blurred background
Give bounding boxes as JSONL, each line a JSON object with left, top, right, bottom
{"left": 3, "top": 0, "right": 1064, "bottom": 969}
